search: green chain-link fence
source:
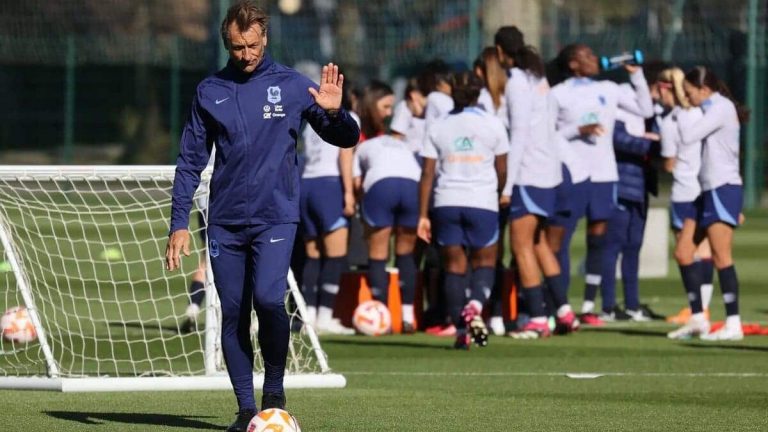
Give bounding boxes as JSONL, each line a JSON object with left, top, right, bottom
{"left": 0, "top": 0, "right": 765, "bottom": 205}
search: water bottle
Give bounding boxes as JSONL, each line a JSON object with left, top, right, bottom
{"left": 599, "top": 49, "right": 644, "bottom": 71}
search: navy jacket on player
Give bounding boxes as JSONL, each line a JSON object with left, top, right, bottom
{"left": 612, "top": 120, "right": 659, "bottom": 205}
{"left": 170, "top": 54, "right": 359, "bottom": 233}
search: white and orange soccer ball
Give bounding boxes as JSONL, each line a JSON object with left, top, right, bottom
{"left": 1, "top": 306, "right": 37, "bottom": 343}
{"left": 352, "top": 300, "right": 391, "bottom": 336}
{"left": 247, "top": 408, "right": 301, "bottom": 432}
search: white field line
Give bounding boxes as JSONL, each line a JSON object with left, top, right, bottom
{"left": 340, "top": 371, "right": 768, "bottom": 378}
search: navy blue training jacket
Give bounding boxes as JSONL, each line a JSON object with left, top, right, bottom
{"left": 169, "top": 55, "right": 359, "bottom": 233}
{"left": 612, "top": 120, "right": 659, "bottom": 205}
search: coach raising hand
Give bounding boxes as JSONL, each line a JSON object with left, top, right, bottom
{"left": 165, "top": 1, "right": 359, "bottom": 430}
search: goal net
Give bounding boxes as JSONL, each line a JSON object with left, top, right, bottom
{"left": 0, "top": 166, "right": 344, "bottom": 392}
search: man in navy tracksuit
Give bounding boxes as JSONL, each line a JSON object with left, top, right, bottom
{"left": 165, "top": 2, "right": 359, "bottom": 431}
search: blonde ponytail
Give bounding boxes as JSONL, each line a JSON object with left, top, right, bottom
{"left": 658, "top": 67, "right": 690, "bottom": 109}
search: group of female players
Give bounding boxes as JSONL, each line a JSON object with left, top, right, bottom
{"left": 296, "top": 25, "right": 749, "bottom": 347}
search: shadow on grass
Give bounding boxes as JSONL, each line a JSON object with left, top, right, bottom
{"left": 44, "top": 411, "right": 221, "bottom": 430}
{"left": 580, "top": 327, "right": 667, "bottom": 338}
{"left": 683, "top": 343, "right": 768, "bottom": 353}
{"left": 108, "top": 321, "right": 186, "bottom": 335}
{"left": 323, "top": 338, "right": 456, "bottom": 350}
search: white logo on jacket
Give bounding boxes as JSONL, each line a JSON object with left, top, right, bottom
{"left": 267, "top": 86, "right": 281, "bottom": 104}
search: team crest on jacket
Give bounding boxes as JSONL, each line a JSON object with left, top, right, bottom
{"left": 267, "top": 86, "right": 282, "bottom": 104}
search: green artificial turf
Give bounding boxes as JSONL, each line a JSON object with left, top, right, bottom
{"left": 1, "top": 211, "right": 767, "bottom": 431}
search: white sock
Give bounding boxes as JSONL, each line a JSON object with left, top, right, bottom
{"left": 317, "top": 306, "right": 333, "bottom": 326}
{"left": 401, "top": 304, "right": 414, "bottom": 324}
{"left": 304, "top": 306, "right": 317, "bottom": 325}
{"left": 531, "top": 316, "right": 548, "bottom": 324}
{"left": 581, "top": 300, "right": 595, "bottom": 314}
{"left": 690, "top": 312, "right": 706, "bottom": 322}
{"left": 185, "top": 303, "right": 200, "bottom": 319}
{"left": 701, "top": 283, "right": 714, "bottom": 309}
{"left": 468, "top": 299, "right": 483, "bottom": 314}
{"left": 556, "top": 304, "right": 572, "bottom": 318}
{"left": 725, "top": 315, "right": 742, "bottom": 330}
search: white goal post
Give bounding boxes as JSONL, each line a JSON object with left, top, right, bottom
{"left": 0, "top": 165, "right": 344, "bottom": 392}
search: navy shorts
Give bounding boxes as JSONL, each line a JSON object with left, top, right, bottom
{"left": 586, "top": 181, "right": 617, "bottom": 222}
{"left": 300, "top": 176, "right": 348, "bottom": 238}
{"left": 700, "top": 184, "right": 743, "bottom": 228}
{"left": 433, "top": 206, "right": 499, "bottom": 248}
{"left": 509, "top": 185, "right": 556, "bottom": 220}
{"left": 670, "top": 198, "right": 701, "bottom": 231}
{"left": 550, "top": 166, "right": 588, "bottom": 227}
{"left": 362, "top": 178, "right": 419, "bottom": 228}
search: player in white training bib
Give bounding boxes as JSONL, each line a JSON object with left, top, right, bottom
{"left": 668, "top": 66, "right": 750, "bottom": 341}
{"left": 494, "top": 26, "right": 577, "bottom": 339}
{"left": 656, "top": 67, "right": 715, "bottom": 330}
{"left": 418, "top": 71, "right": 509, "bottom": 350}
{"left": 548, "top": 43, "right": 653, "bottom": 321}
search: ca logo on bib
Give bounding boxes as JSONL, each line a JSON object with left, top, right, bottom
{"left": 267, "top": 86, "right": 282, "bottom": 104}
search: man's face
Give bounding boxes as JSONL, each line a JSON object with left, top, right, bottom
{"left": 227, "top": 22, "right": 267, "bottom": 73}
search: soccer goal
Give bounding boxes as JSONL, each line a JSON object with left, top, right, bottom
{"left": 0, "top": 166, "right": 345, "bottom": 392}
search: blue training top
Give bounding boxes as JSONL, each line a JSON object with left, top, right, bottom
{"left": 169, "top": 55, "right": 359, "bottom": 233}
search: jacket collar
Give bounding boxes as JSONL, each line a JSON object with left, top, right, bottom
{"left": 224, "top": 54, "right": 274, "bottom": 82}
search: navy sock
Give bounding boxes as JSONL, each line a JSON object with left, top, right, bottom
{"left": 445, "top": 272, "right": 468, "bottom": 328}
{"left": 555, "top": 239, "right": 572, "bottom": 300}
{"left": 395, "top": 254, "right": 416, "bottom": 306}
{"left": 545, "top": 274, "right": 568, "bottom": 309}
{"left": 523, "top": 284, "right": 546, "bottom": 318}
{"left": 621, "top": 247, "right": 641, "bottom": 311}
{"left": 718, "top": 265, "right": 739, "bottom": 316}
{"left": 189, "top": 280, "right": 205, "bottom": 307}
{"left": 701, "top": 259, "right": 714, "bottom": 286}
{"left": 470, "top": 266, "right": 495, "bottom": 305}
{"left": 367, "top": 259, "right": 389, "bottom": 303}
{"left": 301, "top": 257, "right": 321, "bottom": 308}
{"left": 489, "top": 262, "right": 505, "bottom": 316}
{"left": 679, "top": 263, "right": 704, "bottom": 314}
{"left": 600, "top": 243, "right": 621, "bottom": 313}
{"left": 256, "top": 303, "right": 289, "bottom": 395}
{"left": 585, "top": 233, "right": 606, "bottom": 303}
{"left": 319, "top": 256, "right": 347, "bottom": 309}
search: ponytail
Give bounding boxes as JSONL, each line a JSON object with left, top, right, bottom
{"left": 658, "top": 67, "right": 690, "bottom": 109}
{"left": 685, "top": 66, "right": 750, "bottom": 123}
{"left": 494, "top": 26, "right": 544, "bottom": 78}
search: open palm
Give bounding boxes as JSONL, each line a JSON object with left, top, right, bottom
{"left": 308, "top": 63, "right": 344, "bottom": 110}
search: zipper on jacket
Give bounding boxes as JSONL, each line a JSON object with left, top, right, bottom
{"left": 234, "top": 82, "right": 251, "bottom": 224}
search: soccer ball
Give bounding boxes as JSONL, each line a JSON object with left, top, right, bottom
{"left": 1, "top": 306, "right": 37, "bottom": 343}
{"left": 352, "top": 300, "right": 391, "bottom": 336}
{"left": 247, "top": 408, "right": 301, "bottom": 432}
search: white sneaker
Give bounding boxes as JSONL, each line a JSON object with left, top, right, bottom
{"left": 625, "top": 309, "right": 651, "bottom": 322}
{"left": 316, "top": 318, "right": 355, "bottom": 335}
{"left": 700, "top": 325, "right": 744, "bottom": 341}
{"left": 488, "top": 316, "right": 505, "bottom": 336}
{"left": 667, "top": 317, "right": 710, "bottom": 340}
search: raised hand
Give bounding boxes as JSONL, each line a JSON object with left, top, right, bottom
{"left": 308, "top": 63, "right": 344, "bottom": 111}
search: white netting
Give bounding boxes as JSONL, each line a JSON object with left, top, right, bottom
{"left": 0, "top": 166, "right": 325, "bottom": 380}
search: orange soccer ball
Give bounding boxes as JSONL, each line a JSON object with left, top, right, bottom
{"left": 352, "top": 300, "right": 391, "bottom": 336}
{"left": 1, "top": 306, "right": 37, "bottom": 343}
{"left": 247, "top": 408, "right": 301, "bottom": 432}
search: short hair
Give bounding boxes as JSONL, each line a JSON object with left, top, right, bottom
{"left": 220, "top": 1, "right": 269, "bottom": 48}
